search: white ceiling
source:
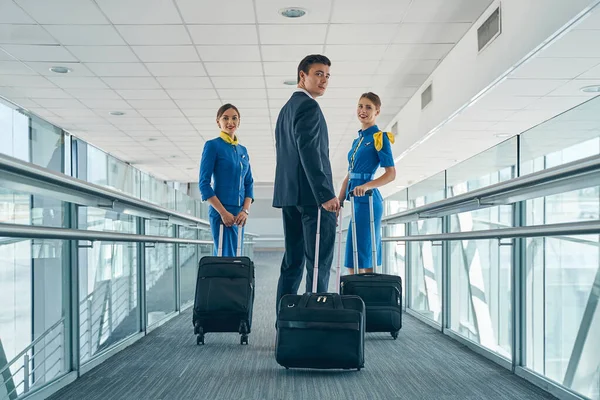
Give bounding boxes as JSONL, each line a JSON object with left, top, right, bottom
{"left": 383, "top": 4, "right": 600, "bottom": 197}
{"left": 0, "top": 0, "right": 493, "bottom": 183}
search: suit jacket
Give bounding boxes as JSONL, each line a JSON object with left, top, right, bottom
{"left": 273, "top": 91, "right": 335, "bottom": 208}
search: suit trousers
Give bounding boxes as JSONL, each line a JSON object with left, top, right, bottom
{"left": 276, "top": 205, "right": 337, "bottom": 311}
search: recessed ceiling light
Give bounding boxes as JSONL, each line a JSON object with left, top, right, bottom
{"left": 186, "top": 167, "right": 194, "bottom": 170}
{"left": 148, "top": 138, "right": 157, "bottom": 141}
{"left": 49, "top": 66, "right": 72, "bottom": 74}
{"left": 279, "top": 7, "right": 307, "bottom": 18}
{"left": 283, "top": 79, "right": 297, "bottom": 86}
{"left": 581, "top": 85, "right": 600, "bottom": 93}
{"left": 495, "top": 133, "right": 511, "bottom": 138}
{"left": 109, "top": 111, "right": 125, "bottom": 116}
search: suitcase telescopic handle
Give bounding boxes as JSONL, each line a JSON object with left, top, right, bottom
{"left": 217, "top": 222, "right": 243, "bottom": 257}
{"left": 349, "top": 189, "right": 378, "bottom": 273}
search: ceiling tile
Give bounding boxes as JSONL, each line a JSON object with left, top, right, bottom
{"left": 86, "top": 62, "right": 150, "bottom": 77}
{"left": 265, "top": 76, "right": 297, "bottom": 89}
{"left": 267, "top": 88, "right": 296, "bottom": 99}
{"left": 393, "top": 23, "right": 471, "bottom": 44}
{"left": 33, "top": 98, "right": 87, "bottom": 109}
{"left": 1, "top": 45, "right": 77, "bottom": 62}
{"left": 493, "top": 79, "right": 570, "bottom": 97}
{"left": 96, "top": 0, "right": 183, "bottom": 24}
{"left": 261, "top": 45, "right": 323, "bottom": 62}
{"left": 65, "top": 89, "right": 121, "bottom": 99}
{"left": 0, "top": 61, "right": 35, "bottom": 75}
{"left": 0, "top": 1, "right": 35, "bottom": 23}
{"left": 116, "top": 25, "right": 191, "bottom": 46}
{"left": 0, "top": 50, "right": 14, "bottom": 61}
{"left": 332, "top": 61, "right": 380, "bottom": 75}
{"left": 116, "top": 89, "right": 170, "bottom": 100}
{"left": 156, "top": 76, "right": 213, "bottom": 89}
{"left": 324, "top": 45, "right": 388, "bottom": 62}
{"left": 146, "top": 62, "right": 206, "bottom": 77}
{"left": 327, "top": 75, "right": 373, "bottom": 88}
{"left": 102, "top": 77, "right": 161, "bottom": 90}
{"left": 212, "top": 77, "right": 265, "bottom": 89}
{"left": 256, "top": 0, "right": 332, "bottom": 23}
{"left": 26, "top": 61, "right": 94, "bottom": 76}
{"left": 66, "top": 46, "right": 138, "bottom": 62}
{"left": 166, "top": 89, "right": 219, "bottom": 99}
{"left": 578, "top": 62, "right": 600, "bottom": 79}
{"left": 510, "top": 58, "right": 600, "bottom": 79}
{"left": 205, "top": 62, "right": 263, "bottom": 76}
{"left": 197, "top": 46, "right": 261, "bottom": 62}
{"left": 137, "top": 109, "right": 184, "bottom": 118}
{"left": 327, "top": 24, "right": 397, "bottom": 45}
{"left": 127, "top": 99, "right": 178, "bottom": 109}
{"left": 47, "top": 76, "right": 109, "bottom": 89}
{"left": 260, "top": 25, "right": 327, "bottom": 45}
{"left": 402, "top": 0, "right": 491, "bottom": 23}
{"left": 575, "top": 9, "right": 600, "bottom": 31}
{"left": 188, "top": 25, "right": 258, "bottom": 45}
{"left": 132, "top": 46, "right": 199, "bottom": 63}
{"left": 263, "top": 62, "right": 296, "bottom": 76}
{"left": 79, "top": 98, "right": 132, "bottom": 109}
{"left": 176, "top": 0, "right": 256, "bottom": 23}
{"left": 218, "top": 88, "right": 267, "bottom": 99}
{"left": 6, "top": 97, "right": 39, "bottom": 108}
{"left": 538, "top": 30, "right": 600, "bottom": 58}
{"left": 383, "top": 44, "right": 453, "bottom": 60}
{"left": 43, "top": 25, "right": 125, "bottom": 46}
{"left": 224, "top": 99, "right": 268, "bottom": 108}
{"left": 0, "top": 25, "right": 58, "bottom": 45}
{"left": 180, "top": 104, "right": 222, "bottom": 115}
{"left": 331, "top": 0, "right": 411, "bottom": 23}
{"left": 8, "top": 87, "right": 71, "bottom": 98}
{"left": 0, "top": 74, "right": 54, "bottom": 87}
{"left": 548, "top": 79, "right": 600, "bottom": 97}
{"left": 16, "top": 0, "right": 109, "bottom": 24}
{"left": 376, "top": 59, "right": 439, "bottom": 75}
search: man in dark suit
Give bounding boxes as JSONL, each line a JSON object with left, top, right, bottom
{"left": 273, "top": 54, "right": 340, "bottom": 310}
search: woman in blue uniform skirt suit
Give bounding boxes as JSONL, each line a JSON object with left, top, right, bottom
{"left": 199, "top": 104, "right": 254, "bottom": 256}
{"left": 337, "top": 93, "right": 396, "bottom": 274}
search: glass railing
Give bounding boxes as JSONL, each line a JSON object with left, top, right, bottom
{"left": 382, "top": 95, "right": 600, "bottom": 400}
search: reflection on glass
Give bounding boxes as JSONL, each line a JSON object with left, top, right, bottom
{"left": 0, "top": 238, "right": 68, "bottom": 397}
{"left": 145, "top": 221, "right": 175, "bottom": 326}
{"left": 521, "top": 96, "right": 600, "bottom": 175}
{"left": 525, "top": 234, "right": 599, "bottom": 400}
{"left": 409, "top": 219, "right": 443, "bottom": 323}
{"left": 79, "top": 241, "right": 139, "bottom": 364}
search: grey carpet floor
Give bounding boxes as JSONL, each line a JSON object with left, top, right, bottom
{"left": 50, "top": 252, "right": 555, "bottom": 400}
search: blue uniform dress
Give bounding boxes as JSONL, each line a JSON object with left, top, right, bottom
{"left": 199, "top": 132, "right": 254, "bottom": 257}
{"left": 344, "top": 125, "right": 395, "bottom": 270}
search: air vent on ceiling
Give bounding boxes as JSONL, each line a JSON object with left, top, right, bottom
{"left": 421, "top": 83, "right": 433, "bottom": 110}
{"left": 477, "top": 7, "right": 501, "bottom": 52}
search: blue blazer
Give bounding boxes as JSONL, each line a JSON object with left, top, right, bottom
{"left": 273, "top": 92, "right": 335, "bottom": 207}
{"left": 199, "top": 137, "right": 254, "bottom": 207}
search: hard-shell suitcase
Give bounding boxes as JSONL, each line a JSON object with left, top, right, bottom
{"left": 340, "top": 191, "right": 402, "bottom": 339}
{"left": 275, "top": 208, "right": 365, "bottom": 370}
{"left": 193, "top": 224, "right": 254, "bottom": 345}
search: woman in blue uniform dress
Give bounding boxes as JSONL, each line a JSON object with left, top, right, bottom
{"left": 199, "top": 104, "right": 254, "bottom": 256}
{"left": 337, "top": 93, "right": 396, "bottom": 274}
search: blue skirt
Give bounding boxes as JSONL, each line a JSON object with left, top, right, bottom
{"left": 344, "top": 198, "right": 383, "bottom": 269}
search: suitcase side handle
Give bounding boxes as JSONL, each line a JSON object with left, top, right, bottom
{"left": 300, "top": 293, "right": 344, "bottom": 309}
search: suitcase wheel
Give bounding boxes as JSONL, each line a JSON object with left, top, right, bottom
{"left": 196, "top": 326, "right": 205, "bottom": 345}
{"left": 391, "top": 331, "right": 399, "bottom": 340}
{"left": 357, "top": 368, "right": 361, "bottom": 371}
{"left": 240, "top": 334, "right": 249, "bottom": 345}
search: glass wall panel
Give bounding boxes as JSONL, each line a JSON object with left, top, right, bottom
{"left": 0, "top": 238, "right": 68, "bottom": 397}
{"left": 0, "top": 100, "right": 29, "bottom": 161}
{"left": 408, "top": 172, "right": 445, "bottom": 208}
{"left": 409, "top": 218, "right": 443, "bottom": 324}
{"left": 521, "top": 96, "right": 600, "bottom": 176}
{"left": 525, "top": 234, "right": 599, "bottom": 400}
{"left": 145, "top": 221, "right": 175, "bottom": 326}
{"left": 78, "top": 208, "right": 138, "bottom": 364}
{"left": 383, "top": 189, "right": 408, "bottom": 306}
{"left": 178, "top": 226, "right": 199, "bottom": 308}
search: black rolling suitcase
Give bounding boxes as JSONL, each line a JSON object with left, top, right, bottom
{"left": 193, "top": 224, "right": 254, "bottom": 345}
{"left": 275, "top": 208, "right": 365, "bottom": 370}
{"left": 340, "top": 191, "right": 402, "bottom": 339}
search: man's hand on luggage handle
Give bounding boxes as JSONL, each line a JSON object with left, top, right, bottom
{"left": 220, "top": 211, "right": 236, "bottom": 227}
{"left": 322, "top": 197, "right": 340, "bottom": 213}
{"left": 353, "top": 185, "right": 371, "bottom": 197}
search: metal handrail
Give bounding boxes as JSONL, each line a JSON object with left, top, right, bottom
{"left": 0, "top": 318, "right": 64, "bottom": 376}
{"left": 0, "top": 223, "right": 214, "bottom": 244}
{"left": 382, "top": 220, "right": 600, "bottom": 242}
{"left": 383, "top": 154, "right": 600, "bottom": 223}
{"left": 0, "top": 152, "right": 210, "bottom": 228}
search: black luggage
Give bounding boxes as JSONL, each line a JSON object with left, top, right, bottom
{"left": 340, "top": 191, "right": 402, "bottom": 339}
{"left": 275, "top": 208, "right": 365, "bottom": 370}
{"left": 193, "top": 224, "right": 254, "bottom": 345}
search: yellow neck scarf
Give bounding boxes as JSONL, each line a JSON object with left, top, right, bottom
{"left": 219, "top": 131, "right": 238, "bottom": 146}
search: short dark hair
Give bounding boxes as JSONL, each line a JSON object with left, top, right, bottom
{"left": 360, "top": 92, "right": 382, "bottom": 109}
{"left": 216, "top": 103, "right": 240, "bottom": 120}
{"left": 297, "top": 54, "right": 331, "bottom": 83}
